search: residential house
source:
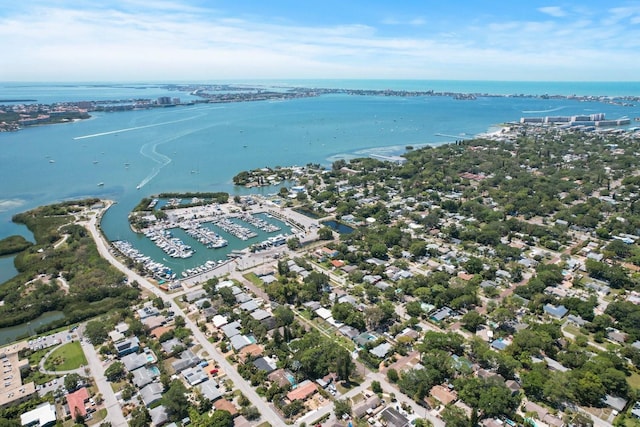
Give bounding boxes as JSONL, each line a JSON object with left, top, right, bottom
{"left": 430, "top": 384, "right": 457, "bottom": 406}
{"left": 160, "top": 338, "right": 183, "bottom": 355}
{"left": 523, "top": 401, "right": 564, "bottom": 427}
{"left": 115, "top": 336, "right": 140, "bottom": 358}
{"left": 543, "top": 304, "right": 568, "bottom": 319}
{"left": 132, "top": 367, "right": 158, "bottom": 388}
{"left": 430, "top": 307, "right": 453, "bottom": 322}
{"left": 370, "top": 342, "right": 393, "bottom": 359}
{"left": 197, "top": 379, "right": 223, "bottom": 402}
{"left": 268, "top": 369, "right": 294, "bottom": 388}
{"left": 229, "top": 335, "right": 252, "bottom": 351}
{"left": 140, "top": 383, "right": 164, "bottom": 407}
{"left": 286, "top": 380, "right": 318, "bottom": 402}
{"left": 353, "top": 395, "right": 382, "bottom": 418}
{"left": 380, "top": 407, "right": 410, "bottom": 427}
{"left": 149, "top": 405, "right": 168, "bottom": 427}
{"left": 171, "top": 350, "right": 200, "bottom": 373}
{"left": 253, "top": 356, "right": 277, "bottom": 374}
{"left": 122, "top": 352, "right": 150, "bottom": 372}
{"left": 182, "top": 366, "right": 208, "bottom": 386}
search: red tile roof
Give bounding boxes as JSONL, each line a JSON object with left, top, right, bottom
{"left": 286, "top": 381, "right": 318, "bottom": 401}
{"left": 67, "top": 387, "right": 89, "bottom": 418}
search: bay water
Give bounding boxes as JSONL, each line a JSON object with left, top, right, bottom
{"left": 1, "top": 80, "right": 640, "bottom": 276}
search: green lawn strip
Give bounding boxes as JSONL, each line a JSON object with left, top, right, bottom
{"left": 627, "top": 372, "right": 640, "bottom": 389}
{"left": 44, "top": 341, "right": 87, "bottom": 371}
{"left": 242, "top": 272, "right": 263, "bottom": 286}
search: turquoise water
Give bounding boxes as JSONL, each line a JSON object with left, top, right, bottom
{"left": 1, "top": 81, "right": 639, "bottom": 277}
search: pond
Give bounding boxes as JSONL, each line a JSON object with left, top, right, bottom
{"left": 0, "top": 311, "right": 65, "bottom": 345}
{"left": 293, "top": 207, "right": 321, "bottom": 219}
{"left": 321, "top": 220, "right": 355, "bottom": 234}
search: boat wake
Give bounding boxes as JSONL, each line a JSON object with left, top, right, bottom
{"left": 73, "top": 115, "right": 201, "bottom": 140}
{"left": 134, "top": 117, "right": 220, "bottom": 189}
{"left": 135, "top": 133, "right": 179, "bottom": 189}
{"left": 521, "top": 106, "right": 566, "bottom": 114}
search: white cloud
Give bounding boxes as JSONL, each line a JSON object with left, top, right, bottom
{"left": 538, "top": 6, "right": 567, "bottom": 18}
{"left": 0, "top": 1, "right": 639, "bottom": 81}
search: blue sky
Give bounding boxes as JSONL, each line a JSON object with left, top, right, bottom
{"left": 2, "top": 0, "right": 640, "bottom": 81}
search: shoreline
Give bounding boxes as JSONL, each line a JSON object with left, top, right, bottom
{"left": 2, "top": 82, "right": 639, "bottom": 134}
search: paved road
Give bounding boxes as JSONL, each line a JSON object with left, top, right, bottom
{"left": 80, "top": 331, "right": 128, "bottom": 427}
{"left": 85, "top": 203, "right": 285, "bottom": 427}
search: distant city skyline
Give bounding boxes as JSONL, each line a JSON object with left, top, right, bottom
{"left": 2, "top": 0, "right": 640, "bottom": 82}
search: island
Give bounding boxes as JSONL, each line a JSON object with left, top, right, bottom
{"left": 1, "top": 120, "right": 640, "bottom": 427}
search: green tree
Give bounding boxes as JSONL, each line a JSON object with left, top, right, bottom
{"left": 274, "top": 306, "right": 295, "bottom": 327}
{"left": 208, "top": 409, "right": 233, "bottom": 427}
{"left": 286, "top": 237, "right": 301, "bottom": 250}
{"left": 64, "top": 373, "right": 82, "bottom": 392}
{"left": 441, "top": 404, "right": 470, "bottom": 427}
{"left": 129, "top": 406, "right": 150, "bottom": 427}
{"left": 240, "top": 406, "right": 261, "bottom": 421}
{"left": 334, "top": 398, "right": 352, "bottom": 418}
{"left": 464, "top": 257, "right": 484, "bottom": 274}
{"left": 162, "top": 380, "right": 189, "bottom": 421}
{"left": 173, "top": 315, "right": 186, "bottom": 328}
{"left": 104, "top": 361, "right": 125, "bottom": 382}
{"left": 461, "top": 311, "right": 484, "bottom": 332}
{"left": 318, "top": 227, "right": 334, "bottom": 240}
{"left": 387, "top": 368, "right": 399, "bottom": 383}
{"left": 84, "top": 320, "right": 108, "bottom": 345}
{"left": 370, "top": 243, "right": 388, "bottom": 259}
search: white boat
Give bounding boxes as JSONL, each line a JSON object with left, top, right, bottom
{"left": 97, "top": 182, "right": 104, "bottom": 187}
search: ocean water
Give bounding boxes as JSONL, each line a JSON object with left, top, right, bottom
{"left": 1, "top": 80, "right": 639, "bottom": 275}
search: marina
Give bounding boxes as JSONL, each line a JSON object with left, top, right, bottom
{"left": 142, "top": 228, "right": 194, "bottom": 259}
{"left": 210, "top": 217, "right": 258, "bottom": 240}
{"left": 111, "top": 200, "right": 295, "bottom": 280}
{"left": 181, "top": 222, "right": 228, "bottom": 248}
{"left": 111, "top": 240, "right": 177, "bottom": 281}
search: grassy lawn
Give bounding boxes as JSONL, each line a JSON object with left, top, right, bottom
{"left": 625, "top": 416, "right": 640, "bottom": 427}
{"left": 26, "top": 347, "right": 52, "bottom": 367}
{"left": 22, "top": 369, "right": 56, "bottom": 386}
{"left": 44, "top": 341, "right": 87, "bottom": 371}
{"left": 110, "top": 379, "right": 127, "bottom": 392}
{"left": 243, "top": 272, "right": 263, "bottom": 286}
{"left": 256, "top": 423, "right": 272, "bottom": 427}
{"left": 628, "top": 372, "right": 640, "bottom": 389}
{"left": 351, "top": 392, "right": 365, "bottom": 404}
{"left": 89, "top": 408, "right": 108, "bottom": 425}
{"left": 563, "top": 324, "right": 582, "bottom": 336}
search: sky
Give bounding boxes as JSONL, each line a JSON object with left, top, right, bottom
{"left": 2, "top": 0, "right": 640, "bottom": 82}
